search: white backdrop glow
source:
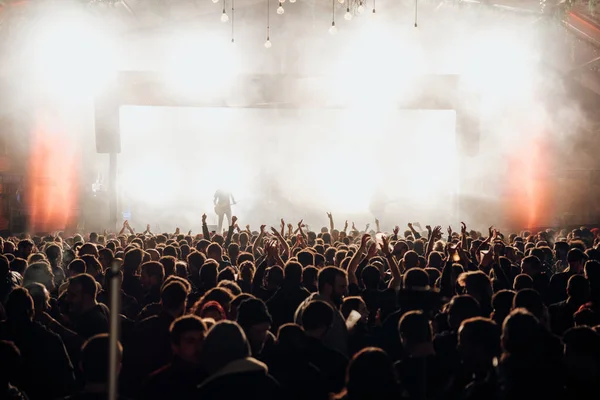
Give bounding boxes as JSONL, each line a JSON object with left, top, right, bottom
{"left": 118, "top": 106, "right": 456, "bottom": 231}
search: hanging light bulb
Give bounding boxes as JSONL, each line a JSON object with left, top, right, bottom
{"left": 338, "top": 0, "right": 344, "bottom": 3}
{"left": 221, "top": 10, "right": 229, "bottom": 22}
{"left": 289, "top": 0, "right": 296, "bottom": 2}
{"left": 265, "top": 39, "right": 272, "bottom": 48}
{"left": 212, "top": 0, "right": 219, "bottom": 3}
{"left": 329, "top": 21, "right": 337, "bottom": 34}
{"left": 280, "top": 0, "right": 286, "bottom": 2}
{"left": 357, "top": 1, "right": 365, "bottom": 13}
{"left": 344, "top": 7, "right": 352, "bottom": 20}
{"left": 277, "top": 2, "right": 284, "bottom": 14}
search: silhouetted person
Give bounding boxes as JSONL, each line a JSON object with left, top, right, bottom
{"left": 139, "top": 315, "right": 208, "bottom": 400}
{"left": 62, "top": 334, "right": 127, "bottom": 399}
{"left": 333, "top": 347, "right": 401, "bottom": 400}
{"left": 0, "top": 288, "right": 75, "bottom": 400}
{"left": 300, "top": 300, "right": 348, "bottom": 394}
{"left": 197, "top": 320, "right": 281, "bottom": 400}
{"left": 66, "top": 273, "right": 109, "bottom": 339}
{"left": 266, "top": 261, "right": 310, "bottom": 332}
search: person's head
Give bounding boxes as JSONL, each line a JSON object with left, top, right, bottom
{"left": 159, "top": 256, "right": 177, "bottom": 277}
{"left": 0, "top": 254, "right": 8, "bottom": 278}
{"left": 170, "top": 315, "right": 208, "bottom": 365}
{"left": 25, "top": 282, "right": 50, "bottom": 316}
{"left": 513, "top": 273, "right": 533, "bottom": 291}
{"left": 161, "top": 280, "right": 189, "bottom": 317}
{"left": 501, "top": 308, "right": 544, "bottom": 357}
{"left": 140, "top": 261, "right": 165, "bottom": 290}
{"left": 239, "top": 261, "right": 255, "bottom": 282}
{"left": 446, "top": 295, "right": 481, "bottom": 331}
{"left": 562, "top": 326, "right": 600, "bottom": 380}
{"left": 206, "top": 243, "right": 223, "bottom": 262}
{"left": 80, "top": 334, "right": 122, "bottom": 384}
{"left": 199, "top": 300, "right": 227, "bottom": 321}
{"left": 0, "top": 340, "right": 22, "bottom": 388}
{"left": 521, "top": 255, "right": 543, "bottom": 277}
{"left": 302, "top": 266, "right": 318, "bottom": 291}
{"left": 80, "top": 255, "right": 103, "bottom": 281}
{"left": 491, "top": 290, "right": 515, "bottom": 326}
{"left": 297, "top": 250, "right": 315, "bottom": 268}
{"left": 301, "top": 300, "right": 334, "bottom": 339}
{"left": 79, "top": 243, "right": 99, "bottom": 258}
{"left": 458, "top": 317, "right": 501, "bottom": 371}
{"left": 317, "top": 267, "right": 347, "bottom": 306}
{"left": 43, "top": 243, "right": 62, "bottom": 268}
{"left": 218, "top": 267, "right": 236, "bottom": 283}
{"left": 98, "top": 248, "right": 114, "bottom": 271}
{"left": 17, "top": 239, "right": 34, "bottom": 259}
{"left": 513, "top": 289, "right": 546, "bottom": 323}
{"left": 403, "top": 268, "right": 430, "bottom": 289}
{"left": 67, "top": 273, "right": 98, "bottom": 314}
{"left": 236, "top": 298, "right": 272, "bottom": 356}
{"left": 341, "top": 296, "right": 368, "bottom": 323}
{"left": 337, "top": 348, "right": 399, "bottom": 400}
{"left": 567, "top": 274, "right": 590, "bottom": 303}
{"left": 403, "top": 250, "right": 420, "bottom": 269}
{"left": 201, "top": 320, "right": 251, "bottom": 374}
{"left": 265, "top": 265, "right": 284, "bottom": 290}
{"left": 199, "top": 260, "right": 219, "bottom": 290}
{"left": 398, "top": 310, "right": 433, "bottom": 354}
{"left": 427, "top": 251, "right": 443, "bottom": 270}
{"left": 567, "top": 248, "right": 588, "bottom": 273}
{"left": 458, "top": 271, "right": 492, "bottom": 305}
{"left": 584, "top": 260, "right": 600, "bottom": 289}
{"left": 361, "top": 265, "right": 381, "bottom": 290}
{"left": 123, "top": 248, "right": 143, "bottom": 275}
{"left": 5, "top": 287, "right": 34, "bottom": 324}
{"left": 22, "top": 261, "right": 55, "bottom": 292}
{"left": 283, "top": 261, "right": 303, "bottom": 286}
{"left": 10, "top": 257, "right": 27, "bottom": 276}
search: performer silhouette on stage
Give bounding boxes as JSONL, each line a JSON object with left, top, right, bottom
{"left": 214, "top": 189, "right": 236, "bottom": 233}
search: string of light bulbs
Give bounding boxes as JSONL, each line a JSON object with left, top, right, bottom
{"left": 329, "top": 0, "right": 337, "bottom": 34}
{"left": 265, "top": 0, "right": 272, "bottom": 48}
{"left": 373, "top": 0, "right": 376, "bottom": 13}
{"left": 277, "top": 1, "right": 284, "bottom": 14}
{"left": 231, "top": 0, "right": 235, "bottom": 42}
{"left": 221, "top": 0, "right": 229, "bottom": 22}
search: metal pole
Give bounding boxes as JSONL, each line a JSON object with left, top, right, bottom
{"left": 109, "top": 152, "right": 117, "bottom": 231}
{"left": 107, "top": 262, "right": 121, "bottom": 400}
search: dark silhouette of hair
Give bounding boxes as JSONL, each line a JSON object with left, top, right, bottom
{"left": 5, "top": 287, "right": 34, "bottom": 324}
{"left": 283, "top": 261, "right": 303, "bottom": 285}
{"left": 398, "top": 310, "right": 432, "bottom": 344}
{"left": 170, "top": 315, "right": 208, "bottom": 345}
{"left": 317, "top": 267, "right": 346, "bottom": 293}
{"left": 161, "top": 281, "right": 188, "bottom": 312}
{"left": 335, "top": 347, "right": 399, "bottom": 400}
{"left": 514, "top": 274, "right": 534, "bottom": 291}
{"left": 301, "top": 300, "right": 334, "bottom": 331}
{"left": 81, "top": 334, "right": 122, "bottom": 383}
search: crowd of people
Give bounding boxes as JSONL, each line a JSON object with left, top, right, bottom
{"left": 1, "top": 212, "right": 600, "bottom": 400}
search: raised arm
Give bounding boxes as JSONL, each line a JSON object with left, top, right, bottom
{"left": 252, "top": 225, "right": 267, "bottom": 258}
{"left": 327, "top": 212, "right": 335, "bottom": 233}
{"left": 408, "top": 223, "right": 421, "bottom": 239}
{"left": 271, "top": 227, "right": 291, "bottom": 259}
{"left": 375, "top": 218, "right": 381, "bottom": 233}
{"left": 348, "top": 234, "right": 370, "bottom": 286}
{"left": 425, "top": 225, "right": 442, "bottom": 257}
{"left": 225, "top": 216, "right": 237, "bottom": 249}
{"left": 202, "top": 213, "right": 210, "bottom": 240}
{"left": 381, "top": 235, "right": 401, "bottom": 289}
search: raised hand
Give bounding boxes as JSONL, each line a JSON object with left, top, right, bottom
{"left": 271, "top": 227, "right": 280, "bottom": 236}
{"left": 408, "top": 222, "right": 413, "bottom": 230}
{"left": 202, "top": 214, "right": 207, "bottom": 224}
{"left": 488, "top": 226, "right": 494, "bottom": 239}
{"left": 447, "top": 226, "right": 452, "bottom": 236}
{"left": 367, "top": 241, "right": 378, "bottom": 258}
{"left": 246, "top": 224, "right": 251, "bottom": 231}
{"left": 287, "top": 223, "right": 293, "bottom": 230}
{"left": 365, "top": 223, "right": 370, "bottom": 231}
{"left": 298, "top": 219, "right": 305, "bottom": 228}
{"left": 360, "top": 233, "right": 371, "bottom": 251}
{"left": 188, "top": 230, "right": 192, "bottom": 235}
{"left": 260, "top": 224, "right": 266, "bottom": 233}
{"left": 393, "top": 226, "right": 400, "bottom": 236}
{"left": 352, "top": 222, "right": 357, "bottom": 231}
{"left": 381, "top": 235, "right": 391, "bottom": 256}
{"left": 461, "top": 222, "right": 467, "bottom": 234}
{"left": 344, "top": 220, "right": 348, "bottom": 230}
{"left": 326, "top": 212, "right": 333, "bottom": 220}
{"left": 432, "top": 226, "right": 443, "bottom": 240}
{"left": 175, "top": 227, "right": 180, "bottom": 235}
{"left": 375, "top": 218, "right": 380, "bottom": 225}
{"left": 280, "top": 218, "right": 285, "bottom": 229}
{"left": 231, "top": 216, "right": 238, "bottom": 225}
{"left": 426, "top": 225, "right": 432, "bottom": 232}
